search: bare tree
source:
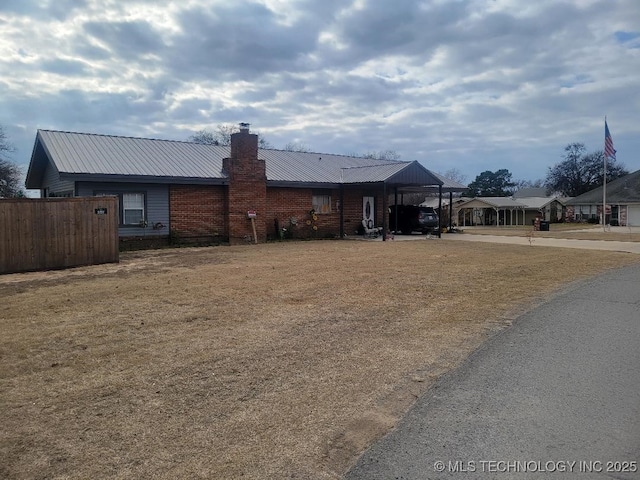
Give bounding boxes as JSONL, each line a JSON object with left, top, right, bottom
{"left": 283, "top": 142, "right": 310, "bottom": 152}
{"left": 0, "top": 126, "right": 24, "bottom": 198}
{"left": 514, "top": 178, "right": 544, "bottom": 191}
{"left": 188, "top": 124, "right": 272, "bottom": 149}
{"left": 544, "top": 143, "right": 628, "bottom": 197}
{"left": 361, "top": 150, "right": 401, "bottom": 161}
{"left": 441, "top": 168, "right": 467, "bottom": 185}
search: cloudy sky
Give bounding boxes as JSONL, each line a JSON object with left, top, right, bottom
{"left": 1, "top": 0, "right": 639, "bottom": 188}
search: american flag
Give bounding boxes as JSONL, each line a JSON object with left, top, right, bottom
{"left": 605, "top": 120, "right": 616, "bottom": 160}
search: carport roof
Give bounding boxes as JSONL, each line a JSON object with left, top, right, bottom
{"left": 27, "top": 130, "right": 443, "bottom": 188}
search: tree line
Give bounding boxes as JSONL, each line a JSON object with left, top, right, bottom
{"left": 465, "top": 143, "right": 627, "bottom": 198}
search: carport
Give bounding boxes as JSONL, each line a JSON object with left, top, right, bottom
{"left": 394, "top": 172, "right": 468, "bottom": 232}
{"left": 340, "top": 161, "right": 444, "bottom": 241}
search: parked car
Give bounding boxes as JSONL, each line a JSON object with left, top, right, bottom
{"left": 388, "top": 205, "right": 439, "bottom": 234}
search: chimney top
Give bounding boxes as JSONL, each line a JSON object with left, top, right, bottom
{"left": 239, "top": 122, "right": 250, "bottom": 132}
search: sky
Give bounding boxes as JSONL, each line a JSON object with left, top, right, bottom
{"left": 1, "top": 0, "right": 639, "bottom": 190}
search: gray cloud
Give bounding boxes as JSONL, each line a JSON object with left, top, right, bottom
{"left": 1, "top": 0, "right": 639, "bottom": 187}
{"left": 0, "top": 0, "right": 88, "bottom": 20}
{"left": 83, "top": 20, "right": 167, "bottom": 60}
{"left": 167, "top": 2, "right": 320, "bottom": 81}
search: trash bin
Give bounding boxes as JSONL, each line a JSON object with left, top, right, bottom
{"left": 539, "top": 221, "right": 549, "bottom": 231}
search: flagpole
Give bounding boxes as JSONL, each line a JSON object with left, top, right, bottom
{"left": 603, "top": 116, "right": 607, "bottom": 232}
{"left": 603, "top": 117, "right": 618, "bottom": 230}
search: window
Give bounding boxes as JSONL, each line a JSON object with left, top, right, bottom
{"left": 96, "top": 191, "right": 146, "bottom": 226}
{"left": 312, "top": 194, "right": 331, "bottom": 214}
{"left": 123, "top": 193, "right": 145, "bottom": 225}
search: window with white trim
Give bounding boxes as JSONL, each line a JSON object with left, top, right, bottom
{"left": 123, "top": 193, "right": 145, "bottom": 225}
{"left": 312, "top": 194, "right": 331, "bottom": 214}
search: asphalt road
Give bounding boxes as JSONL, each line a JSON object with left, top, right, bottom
{"left": 346, "top": 264, "right": 640, "bottom": 479}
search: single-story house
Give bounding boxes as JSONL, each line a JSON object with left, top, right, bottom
{"left": 565, "top": 169, "right": 640, "bottom": 226}
{"left": 25, "top": 126, "right": 444, "bottom": 244}
{"left": 454, "top": 195, "right": 568, "bottom": 226}
{"left": 455, "top": 196, "right": 526, "bottom": 226}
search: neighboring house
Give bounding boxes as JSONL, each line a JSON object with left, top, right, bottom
{"left": 26, "top": 127, "right": 444, "bottom": 244}
{"left": 514, "top": 196, "right": 569, "bottom": 224}
{"left": 565, "top": 169, "right": 640, "bottom": 226}
{"left": 455, "top": 195, "right": 568, "bottom": 226}
{"left": 455, "top": 197, "right": 527, "bottom": 226}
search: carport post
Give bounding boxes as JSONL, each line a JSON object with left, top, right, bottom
{"left": 438, "top": 184, "right": 442, "bottom": 238}
{"left": 382, "top": 182, "right": 388, "bottom": 241}
{"left": 449, "top": 191, "right": 453, "bottom": 231}
{"left": 339, "top": 184, "right": 344, "bottom": 238}
{"left": 394, "top": 187, "right": 398, "bottom": 233}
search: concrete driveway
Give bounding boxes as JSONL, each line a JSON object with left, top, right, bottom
{"left": 357, "top": 229, "right": 640, "bottom": 254}
{"left": 443, "top": 233, "right": 640, "bottom": 254}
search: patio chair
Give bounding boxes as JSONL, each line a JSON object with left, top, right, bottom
{"left": 362, "top": 219, "right": 383, "bottom": 238}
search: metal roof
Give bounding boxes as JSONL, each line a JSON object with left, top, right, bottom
{"left": 27, "top": 129, "right": 443, "bottom": 188}
{"left": 515, "top": 196, "right": 566, "bottom": 209}
{"left": 513, "top": 187, "right": 547, "bottom": 198}
{"left": 457, "top": 197, "right": 526, "bottom": 209}
{"left": 36, "top": 130, "right": 227, "bottom": 179}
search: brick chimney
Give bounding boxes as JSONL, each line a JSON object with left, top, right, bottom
{"left": 223, "top": 123, "right": 267, "bottom": 244}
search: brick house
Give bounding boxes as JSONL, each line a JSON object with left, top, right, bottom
{"left": 565, "top": 169, "right": 640, "bottom": 226}
{"left": 26, "top": 126, "right": 444, "bottom": 244}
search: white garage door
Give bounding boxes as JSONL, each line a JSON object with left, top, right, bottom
{"left": 628, "top": 205, "right": 640, "bottom": 226}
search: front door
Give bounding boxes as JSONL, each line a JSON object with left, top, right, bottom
{"left": 363, "top": 196, "right": 375, "bottom": 228}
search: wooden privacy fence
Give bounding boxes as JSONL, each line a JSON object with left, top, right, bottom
{"left": 0, "top": 197, "right": 119, "bottom": 274}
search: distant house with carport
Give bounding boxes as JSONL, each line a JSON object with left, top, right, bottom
{"left": 455, "top": 196, "right": 526, "bottom": 226}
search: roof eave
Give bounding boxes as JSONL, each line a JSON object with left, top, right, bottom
{"left": 267, "top": 180, "right": 340, "bottom": 189}
{"left": 62, "top": 173, "right": 229, "bottom": 185}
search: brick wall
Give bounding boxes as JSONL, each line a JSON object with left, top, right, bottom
{"left": 169, "top": 136, "right": 391, "bottom": 243}
{"left": 342, "top": 187, "right": 387, "bottom": 235}
{"left": 267, "top": 187, "right": 341, "bottom": 239}
{"left": 224, "top": 130, "right": 268, "bottom": 244}
{"left": 565, "top": 205, "right": 575, "bottom": 222}
{"left": 169, "top": 185, "right": 227, "bottom": 242}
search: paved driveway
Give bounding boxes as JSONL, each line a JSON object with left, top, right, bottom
{"left": 443, "top": 233, "right": 640, "bottom": 254}
{"left": 346, "top": 264, "right": 640, "bottom": 479}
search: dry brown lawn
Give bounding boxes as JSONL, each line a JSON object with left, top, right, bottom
{"left": 1, "top": 239, "right": 638, "bottom": 479}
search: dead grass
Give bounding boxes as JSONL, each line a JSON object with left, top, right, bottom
{"left": 1, "top": 240, "right": 637, "bottom": 479}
